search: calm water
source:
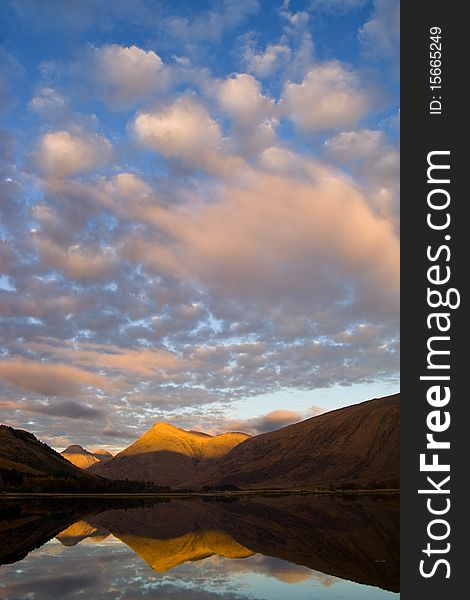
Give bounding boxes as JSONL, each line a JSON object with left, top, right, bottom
{"left": 0, "top": 494, "right": 399, "bottom": 600}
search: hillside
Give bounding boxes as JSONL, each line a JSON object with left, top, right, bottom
{"left": 0, "top": 425, "right": 94, "bottom": 491}
{"left": 61, "top": 445, "right": 113, "bottom": 469}
{"left": 189, "top": 394, "right": 400, "bottom": 490}
{"left": 0, "top": 426, "right": 167, "bottom": 493}
{"left": 88, "top": 423, "right": 250, "bottom": 487}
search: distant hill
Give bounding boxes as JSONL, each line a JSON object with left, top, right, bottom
{"left": 0, "top": 425, "right": 94, "bottom": 492}
{"left": 91, "top": 449, "right": 113, "bottom": 461}
{"left": 61, "top": 445, "right": 113, "bottom": 469}
{"left": 88, "top": 423, "right": 250, "bottom": 487}
{"left": 190, "top": 394, "right": 400, "bottom": 490}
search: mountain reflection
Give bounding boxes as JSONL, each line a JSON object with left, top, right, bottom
{"left": 0, "top": 494, "right": 399, "bottom": 594}
{"left": 56, "top": 521, "right": 110, "bottom": 546}
{"left": 57, "top": 512, "right": 255, "bottom": 571}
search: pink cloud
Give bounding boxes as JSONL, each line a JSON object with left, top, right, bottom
{"left": 0, "top": 358, "right": 115, "bottom": 396}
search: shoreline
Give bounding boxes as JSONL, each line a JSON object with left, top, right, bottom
{"left": 0, "top": 488, "right": 400, "bottom": 499}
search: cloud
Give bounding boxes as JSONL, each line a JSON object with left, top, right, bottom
{"left": 34, "top": 129, "right": 113, "bottom": 177}
{"left": 27, "top": 339, "right": 184, "bottom": 377}
{"left": 163, "top": 0, "right": 260, "bottom": 43}
{"left": 0, "top": 358, "right": 115, "bottom": 396}
{"left": 278, "top": 6, "right": 314, "bottom": 78}
{"left": 0, "top": 150, "right": 398, "bottom": 435}
{"left": 254, "top": 409, "right": 306, "bottom": 432}
{"left": 218, "top": 73, "right": 275, "bottom": 126}
{"left": 237, "top": 5, "right": 313, "bottom": 81}
{"left": 239, "top": 37, "right": 292, "bottom": 77}
{"left": 0, "top": 399, "right": 104, "bottom": 419}
{"left": 239, "top": 555, "right": 333, "bottom": 585}
{"left": 325, "top": 129, "right": 399, "bottom": 222}
{"left": 0, "top": 0, "right": 399, "bottom": 449}
{"left": 148, "top": 160, "right": 399, "bottom": 310}
{"left": 230, "top": 120, "right": 278, "bottom": 158}
{"left": 132, "top": 96, "right": 234, "bottom": 173}
{"left": 189, "top": 554, "right": 336, "bottom": 588}
{"left": 281, "top": 62, "right": 374, "bottom": 130}
{"left": 163, "top": 405, "right": 325, "bottom": 436}
{"left": 207, "top": 410, "right": 304, "bottom": 436}
{"left": 29, "top": 87, "right": 69, "bottom": 119}
{"left": 239, "top": 406, "right": 325, "bottom": 435}
{"left": 35, "top": 238, "right": 119, "bottom": 280}
{"left": 0, "top": 575, "right": 100, "bottom": 600}
{"left": 325, "top": 129, "right": 384, "bottom": 162}
{"left": 215, "top": 73, "right": 278, "bottom": 156}
{"left": 89, "top": 44, "right": 167, "bottom": 107}
{"left": 359, "top": 0, "right": 400, "bottom": 62}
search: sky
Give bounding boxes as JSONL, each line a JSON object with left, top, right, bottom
{"left": 0, "top": 0, "right": 399, "bottom": 451}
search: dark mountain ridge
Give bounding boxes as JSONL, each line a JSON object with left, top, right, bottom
{"left": 189, "top": 394, "right": 399, "bottom": 490}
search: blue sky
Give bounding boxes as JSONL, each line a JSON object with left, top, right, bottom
{"left": 0, "top": 0, "right": 399, "bottom": 450}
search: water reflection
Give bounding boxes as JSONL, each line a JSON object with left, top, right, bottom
{"left": 0, "top": 494, "right": 399, "bottom": 599}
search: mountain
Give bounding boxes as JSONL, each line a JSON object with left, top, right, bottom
{"left": 61, "top": 445, "right": 113, "bottom": 469}
{"left": 190, "top": 394, "right": 400, "bottom": 490}
{"left": 90, "top": 449, "right": 113, "bottom": 461}
{"left": 0, "top": 425, "right": 95, "bottom": 491}
{"left": 88, "top": 423, "right": 250, "bottom": 487}
{"left": 2, "top": 393, "right": 399, "bottom": 491}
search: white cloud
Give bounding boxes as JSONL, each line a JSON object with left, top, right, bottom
{"left": 34, "top": 129, "right": 113, "bottom": 178}
{"left": 359, "top": 0, "right": 400, "bottom": 61}
{"left": 167, "top": 405, "right": 326, "bottom": 436}
{"left": 35, "top": 238, "right": 118, "bottom": 280}
{"left": 106, "top": 156, "right": 399, "bottom": 318}
{"left": 279, "top": 7, "right": 314, "bottom": 78}
{"left": 236, "top": 5, "right": 313, "bottom": 81}
{"left": 212, "top": 74, "right": 278, "bottom": 158}
{"left": 132, "top": 96, "right": 235, "bottom": 173}
{"left": 258, "top": 146, "right": 303, "bottom": 174}
{"left": 324, "top": 129, "right": 385, "bottom": 161}
{"left": 281, "top": 62, "right": 373, "bottom": 130}
{"left": 29, "top": 87, "right": 69, "bottom": 118}
{"left": 0, "top": 358, "right": 114, "bottom": 396}
{"left": 231, "top": 120, "right": 278, "bottom": 157}
{"left": 164, "top": 0, "right": 260, "bottom": 43}
{"left": 90, "top": 44, "right": 167, "bottom": 106}
{"left": 241, "top": 39, "right": 292, "bottom": 77}
{"left": 325, "top": 129, "right": 399, "bottom": 222}
{"left": 218, "top": 73, "right": 275, "bottom": 126}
